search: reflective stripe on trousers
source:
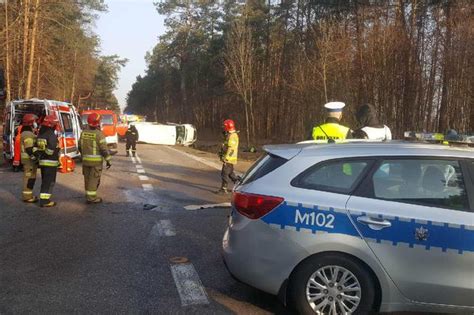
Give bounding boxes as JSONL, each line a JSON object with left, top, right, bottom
{"left": 40, "top": 193, "right": 51, "bottom": 199}
{"left": 39, "top": 160, "right": 59, "bottom": 167}
{"left": 83, "top": 155, "right": 103, "bottom": 162}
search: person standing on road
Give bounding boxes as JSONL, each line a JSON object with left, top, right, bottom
{"left": 79, "top": 113, "right": 111, "bottom": 204}
{"left": 20, "top": 114, "right": 39, "bottom": 203}
{"left": 352, "top": 103, "right": 392, "bottom": 140}
{"left": 216, "top": 119, "right": 240, "bottom": 194}
{"left": 125, "top": 125, "right": 139, "bottom": 157}
{"left": 36, "top": 114, "right": 60, "bottom": 207}
{"left": 310, "top": 101, "right": 352, "bottom": 141}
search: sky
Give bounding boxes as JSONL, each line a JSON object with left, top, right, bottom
{"left": 95, "top": 0, "right": 166, "bottom": 111}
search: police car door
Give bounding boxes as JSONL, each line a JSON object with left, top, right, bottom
{"left": 346, "top": 157, "right": 474, "bottom": 307}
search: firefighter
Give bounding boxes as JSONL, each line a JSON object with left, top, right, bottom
{"left": 79, "top": 113, "right": 111, "bottom": 204}
{"left": 20, "top": 114, "right": 39, "bottom": 202}
{"left": 125, "top": 125, "right": 139, "bottom": 157}
{"left": 216, "top": 119, "right": 240, "bottom": 194}
{"left": 36, "top": 114, "right": 60, "bottom": 207}
{"left": 311, "top": 101, "right": 352, "bottom": 141}
{"left": 352, "top": 103, "right": 392, "bottom": 140}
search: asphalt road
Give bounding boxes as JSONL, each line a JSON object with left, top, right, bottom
{"left": 0, "top": 143, "right": 290, "bottom": 314}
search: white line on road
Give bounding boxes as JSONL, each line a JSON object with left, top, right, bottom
{"left": 137, "top": 169, "right": 146, "bottom": 174}
{"left": 184, "top": 203, "right": 232, "bottom": 211}
{"left": 142, "top": 184, "right": 153, "bottom": 191}
{"left": 131, "top": 156, "right": 137, "bottom": 164}
{"left": 136, "top": 164, "right": 144, "bottom": 169}
{"left": 170, "top": 263, "right": 209, "bottom": 307}
{"left": 135, "top": 155, "right": 142, "bottom": 164}
{"left": 138, "top": 175, "right": 149, "bottom": 181}
{"left": 165, "top": 146, "right": 222, "bottom": 170}
{"left": 150, "top": 220, "right": 176, "bottom": 237}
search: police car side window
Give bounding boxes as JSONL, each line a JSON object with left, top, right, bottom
{"left": 372, "top": 159, "right": 470, "bottom": 211}
{"left": 292, "top": 160, "right": 371, "bottom": 194}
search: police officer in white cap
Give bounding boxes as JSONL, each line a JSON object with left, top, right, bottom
{"left": 311, "top": 101, "right": 352, "bottom": 141}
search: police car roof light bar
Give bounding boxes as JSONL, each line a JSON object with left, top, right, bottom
{"left": 404, "top": 131, "right": 474, "bottom": 147}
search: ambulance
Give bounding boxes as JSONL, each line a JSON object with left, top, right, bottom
{"left": 2, "top": 99, "right": 82, "bottom": 167}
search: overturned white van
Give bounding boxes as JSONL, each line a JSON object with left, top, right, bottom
{"left": 131, "top": 122, "right": 196, "bottom": 146}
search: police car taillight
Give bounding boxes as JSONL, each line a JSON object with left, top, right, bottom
{"left": 232, "top": 192, "right": 284, "bottom": 220}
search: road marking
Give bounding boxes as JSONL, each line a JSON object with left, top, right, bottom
{"left": 136, "top": 165, "right": 145, "bottom": 174}
{"left": 136, "top": 155, "right": 142, "bottom": 164}
{"left": 165, "top": 146, "right": 244, "bottom": 176}
{"left": 170, "top": 263, "right": 209, "bottom": 306}
{"left": 138, "top": 175, "right": 149, "bottom": 181}
{"left": 142, "top": 184, "right": 153, "bottom": 191}
{"left": 165, "top": 146, "right": 222, "bottom": 170}
{"left": 131, "top": 156, "right": 137, "bottom": 164}
{"left": 150, "top": 220, "right": 176, "bottom": 237}
{"left": 184, "top": 203, "right": 232, "bottom": 210}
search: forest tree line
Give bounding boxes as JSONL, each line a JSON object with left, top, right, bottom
{"left": 0, "top": 0, "right": 126, "bottom": 113}
{"left": 126, "top": 0, "right": 473, "bottom": 145}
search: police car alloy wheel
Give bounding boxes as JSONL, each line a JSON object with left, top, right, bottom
{"left": 290, "top": 254, "right": 375, "bottom": 314}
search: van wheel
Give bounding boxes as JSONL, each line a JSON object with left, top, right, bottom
{"left": 289, "top": 253, "right": 375, "bottom": 314}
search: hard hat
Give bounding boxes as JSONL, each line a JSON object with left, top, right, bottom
{"left": 22, "top": 113, "right": 38, "bottom": 126}
{"left": 223, "top": 119, "right": 235, "bottom": 132}
{"left": 87, "top": 113, "right": 101, "bottom": 128}
{"left": 41, "top": 114, "right": 59, "bottom": 128}
{"left": 324, "top": 101, "right": 346, "bottom": 112}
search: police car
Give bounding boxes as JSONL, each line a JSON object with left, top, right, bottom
{"left": 223, "top": 139, "right": 474, "bottom": 314}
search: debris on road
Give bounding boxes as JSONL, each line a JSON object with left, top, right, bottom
{"left": 184, "top": 202, "right": 231, "bottom": 211}
{"left": 143, "top": 204, "right": 157, "bottom": 211}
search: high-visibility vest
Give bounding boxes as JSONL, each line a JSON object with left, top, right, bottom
{"left": 223, "top": 132, "right": 239, "bottom": 165}
{"left": 312, "top": 123, "right": 350, "bottom": 141}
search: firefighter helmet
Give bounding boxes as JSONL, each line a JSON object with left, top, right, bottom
{"left": 22, "top": 113, "right": 38, "bottom": 126}
{"left": 41, "top": 114, "right": 59, "bottom": 128}
{"left": 87, "top": 113, "right": 101, "bottom": 128}
{"left": 223, "top": 119, "right": 236, "bottom": 132}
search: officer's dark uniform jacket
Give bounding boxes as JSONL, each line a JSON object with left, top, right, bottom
{"left": 36, "top": 126, "right": 60, "bottom": 204}
{"left": 125, "top": 126, "right": 139, "bottom": 143}
{"left": 36, "top": 128, "right": 60, "bottom": 167}
{"left": 311, "top": 117, "right": 352, "bottom": 140}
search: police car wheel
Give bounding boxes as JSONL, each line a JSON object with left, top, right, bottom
{"left": 290, "top": 253, "right": 375, "bottom": 314}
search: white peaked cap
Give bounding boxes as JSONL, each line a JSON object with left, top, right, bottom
{"left": 324, "top": 101, "right": 346, "bottom": 112}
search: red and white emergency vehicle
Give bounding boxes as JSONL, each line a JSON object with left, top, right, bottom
{"left": 2, "top": 99, "right": 82, "bottom": 166}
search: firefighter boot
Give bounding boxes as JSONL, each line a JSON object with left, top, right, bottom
{"left": 87, "top": 197, "right": 103, "bottom": 204}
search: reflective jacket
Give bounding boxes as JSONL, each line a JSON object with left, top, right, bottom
{"left": 20, "top": 128, "right": 37, "bottom": 164}
{"left": 79, "top": 129, "right": 111, "bottom": 167}
{"left": 36, "top": 127, "right": 60, "bottom": 167}
{"left": 221, "top": 131, "right": 239, "bottom": 165}
{"left": 312, "top": 117, "right": 351, "bottom": 141}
